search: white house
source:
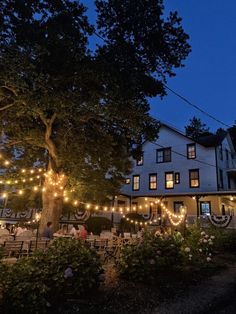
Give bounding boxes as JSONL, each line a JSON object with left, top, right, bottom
{"left": 118, "top": 123, "right": 236, "bottom": 221}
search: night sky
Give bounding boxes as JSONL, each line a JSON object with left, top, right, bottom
{"left": 84, "top": 0, "right": 236, "bottom": 132}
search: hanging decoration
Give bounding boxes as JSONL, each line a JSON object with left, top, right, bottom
{"left": 208, "top": 215, "right": 232, "bottom": 228}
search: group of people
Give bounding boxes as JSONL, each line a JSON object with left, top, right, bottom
{"left": 42, "top": 222, "right": 88, "bottom": 240}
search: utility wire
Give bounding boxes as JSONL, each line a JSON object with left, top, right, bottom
{"left": 151, "top": 141, "right": 227, "bottom": 170}
{"left": 164, "top": 85, "right": 231, "bottom": 128}
{"left": 92, "top": 30, "right": 232, "bottom": 129}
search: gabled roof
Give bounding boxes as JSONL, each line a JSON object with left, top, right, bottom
{"left": 160, "top": 122, "right": 227, "bottom": 148}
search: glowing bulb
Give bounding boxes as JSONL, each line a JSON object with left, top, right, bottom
{"left": 30, "top": 169, "right": 34, "bottom": 174}
{"left": 14, "top": 180, "right": 18, "bottom": 184}
{"left": 22, "top": 179, "right": 26, "bottom": 182}
{"left": 29, "top": 178, "right": 33, "bottom": 181}
{"left": 64, "top": 197, "right": 69, "bottom": 202}
{"left": 21, "top": 169, "right": 26, "bottom": 173}
{"left": 86, "top": 204, "right": 91, "bottom": 209}
{"left": 2, "top": 193, "right": 7, "bottom": 198}
{"left": 73, "top": 200, "right": 78, "bottom": 205}
{"left": 42, "top": 187, "right": 46, "bottom": 192}
{"left": 95, "top": 206, "right": 99, "bottom": 210}
{"left": 18, "top": 190, "right": 23, "bottom": 195}
{"left": 54, "top": 193, "right": 57, "bottom": 197}
{"left": 145, "top": 197, "right": 148, "bottom": 201}
{"left": 4, "top": 160, "right": 10, "bottom": 166}
{"left": 33, "top": 186, "right": 38, "bottom": 191}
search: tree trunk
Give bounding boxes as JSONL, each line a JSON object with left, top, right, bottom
{"left": 39, "top": 170, "right": 67, "bottom": 235}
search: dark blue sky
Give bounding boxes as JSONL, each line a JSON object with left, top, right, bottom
{"left": 84, "top": 0, "right": 236, "bottom": 132}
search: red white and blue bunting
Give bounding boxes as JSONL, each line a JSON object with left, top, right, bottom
{"left": 208, "top": 215, "right": 232, "bottom": 228}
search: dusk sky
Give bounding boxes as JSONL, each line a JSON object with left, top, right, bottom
{"left": 84, "top": 0, "right": 236, "bottom": 132}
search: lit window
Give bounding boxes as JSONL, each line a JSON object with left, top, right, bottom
{"left": 149, "top": 174, "right": 157, "bottom": 190}
{"left": 200, "top": 201, "right": 211, "bottom": 215}
{"left": 165, "top": 172, "right": 174, "bottom": 189}
{"left": 132, "top": 175, "right": 140, "bottom": 191}
{"left": 189, "top": 169, "right": 199, "bottom": 188}
{"left": 175, "top": 172, "right": 180, "bottom": 184}
{"left": 174, "top": 201, "right": 184, "bottom": 213}
{"left": 125, "top": 178, "right": 131, "bottom": 184}
{"left": 156, "top": 148, "right": 171, "bottom": 163}
{"left": 187, "top": 144, "right": 196, "bottom": 159}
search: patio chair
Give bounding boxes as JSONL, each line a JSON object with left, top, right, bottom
{"left": 28, "top": 239, "right": 50, "bottom": 255}
{"left": 3, "top": 240, "right": 24, "bottom": 258}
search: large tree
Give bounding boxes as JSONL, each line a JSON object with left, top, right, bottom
{"left": 0, "top": 0, "right": 191, "bottom": 231}
{"left": 185, "top": 116, "right": 211, "bottom": 141}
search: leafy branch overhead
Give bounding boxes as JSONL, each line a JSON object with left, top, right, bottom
{"left": 0, "top": 0, "right": 191, "bottom": 201}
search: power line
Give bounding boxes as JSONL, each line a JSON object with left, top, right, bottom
{"left": 151, "top": 141, "right": 226, "bottom": 170}
{"left": 164, "top": 85, "right": 231, "bottom": 128}
{"left": 92, "top": 31, "right": 232, "bottom": 129}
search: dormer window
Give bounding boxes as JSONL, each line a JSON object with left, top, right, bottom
{"left": 187, "top": 144, "right": 196, "bottom": 159}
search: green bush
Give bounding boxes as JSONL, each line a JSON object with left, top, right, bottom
{"left": 86, "top": 216, "right": 112, "bottom": 235}
{"left": 0, "top": 238, "right": 101, "bottom": 313}
{"left": 117, "top": 232, "right": 183, "bottom": 283}
{"left": 182, "top": 224, "right": 215, "bottom": 266}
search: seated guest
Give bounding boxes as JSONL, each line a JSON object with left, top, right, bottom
{"left": 14, "top": 223, "right": 24, "bottom": 237}
{"left": 42, "top": 221, "right": 53, "bottom": 239}
{"left": 78, "top": 224, "right": 88, "bottom": 240}
{"left": 69, "top": 224, "right": 79, "bottom": 237}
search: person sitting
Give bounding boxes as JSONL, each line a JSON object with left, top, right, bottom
{"left": 78, "top": 224, "right": 88, "bottom": 240}
{"left": 42, "top": 221, "right": 54, "bottom": 239}
{"left": 14, "top": 223, "right": 24, "bottom": 237}
{"left": 69, "top": 224, "right": 79, "bottom": 237}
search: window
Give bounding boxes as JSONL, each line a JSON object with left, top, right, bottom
{"left": 226, "top": 149, "right": 229, "bottom": 160}
{"left": 175, "top": 172, "right": 180, "bottom": 184}
{"left": 219, "top": 169, "right": 224, "bottom": 188}
{"left": 136, "top": 153, "right": 144, "bottom": 166}
{"left": 125, "top": 178, "right": 131, "bottom": 184}
{"left": 132, "top": 175, "right": 140, "bottom": 191}
{"left": 165, "top": 172, "right": 174, "bottom": 189}
{"left": 189, "top": 169, "right": 199, "bottom": 188}
{"left": 174, "top": 201, "right": 184, "bottom": 213}
{"left": 149, "top": 173, "right": 157, "bottom": 190}
{"left": 156, "top": 148, "right": 171, "bottom": 163}
{"left": 200, "top": 201, "right": 211, "bottom": 215}
{"left": 187, "top": 144, "right": 196, "bottom": 159}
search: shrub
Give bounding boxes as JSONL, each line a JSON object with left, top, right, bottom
{"left": 182, "top": 224, "right": 214, "bottom": 266}
{"left": 0, "top": 238, "right": 101, "bottom": 313}
{"left": 86, "top": 216, "right": 112, "bottom": 235}
{"left": 117, "top": 232, "right": 183, "bottom": 283}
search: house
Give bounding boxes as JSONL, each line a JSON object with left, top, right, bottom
{"left": 118, "top": 123, "right": 236, "bottom": 225}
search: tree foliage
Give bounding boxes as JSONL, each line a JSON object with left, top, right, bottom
{"left": 185, "top": 116, "right": 211, "bottom": 141}
{"left": 0, "top": 0, "right": 191, "bottom": 204}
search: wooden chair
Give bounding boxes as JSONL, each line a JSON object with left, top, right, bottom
{"left": 28, "top": 239, "right": 50, "bottom": 255}
{"left": 3, "top": 240, "right": 23, "bottom": 257}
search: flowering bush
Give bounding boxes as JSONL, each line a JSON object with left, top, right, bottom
{"left": 117, "top": 232, "right": 183, "bottom": 282}
{"left": 0, "top": 238, "right": 101, "bottom": 313}
{"left": 182, "top": 225, "right": 214, "bottom": 266}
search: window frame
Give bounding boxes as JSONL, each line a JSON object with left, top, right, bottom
{"left": 187, "top": 143, "right": 196, "bottom": 159}
{"left": 189, "top": 169, "right": 200, "bottom": 188}
{"left": 174, "top": 201, "right": 184, "bottom": 213}
{"left": 165, "top": 172, "right": 174, "bottom": 189}
{"left": 132, "top": 175, "right": 140, "bottom": 191}
{"left": 156, "top": 147, "right": 171, "bottom": 163}
{"left": 200, "top": 201, "right": 211, "bottom": 216}
{"left": 149, "top": 173, "right": 157, "bottom": 190}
